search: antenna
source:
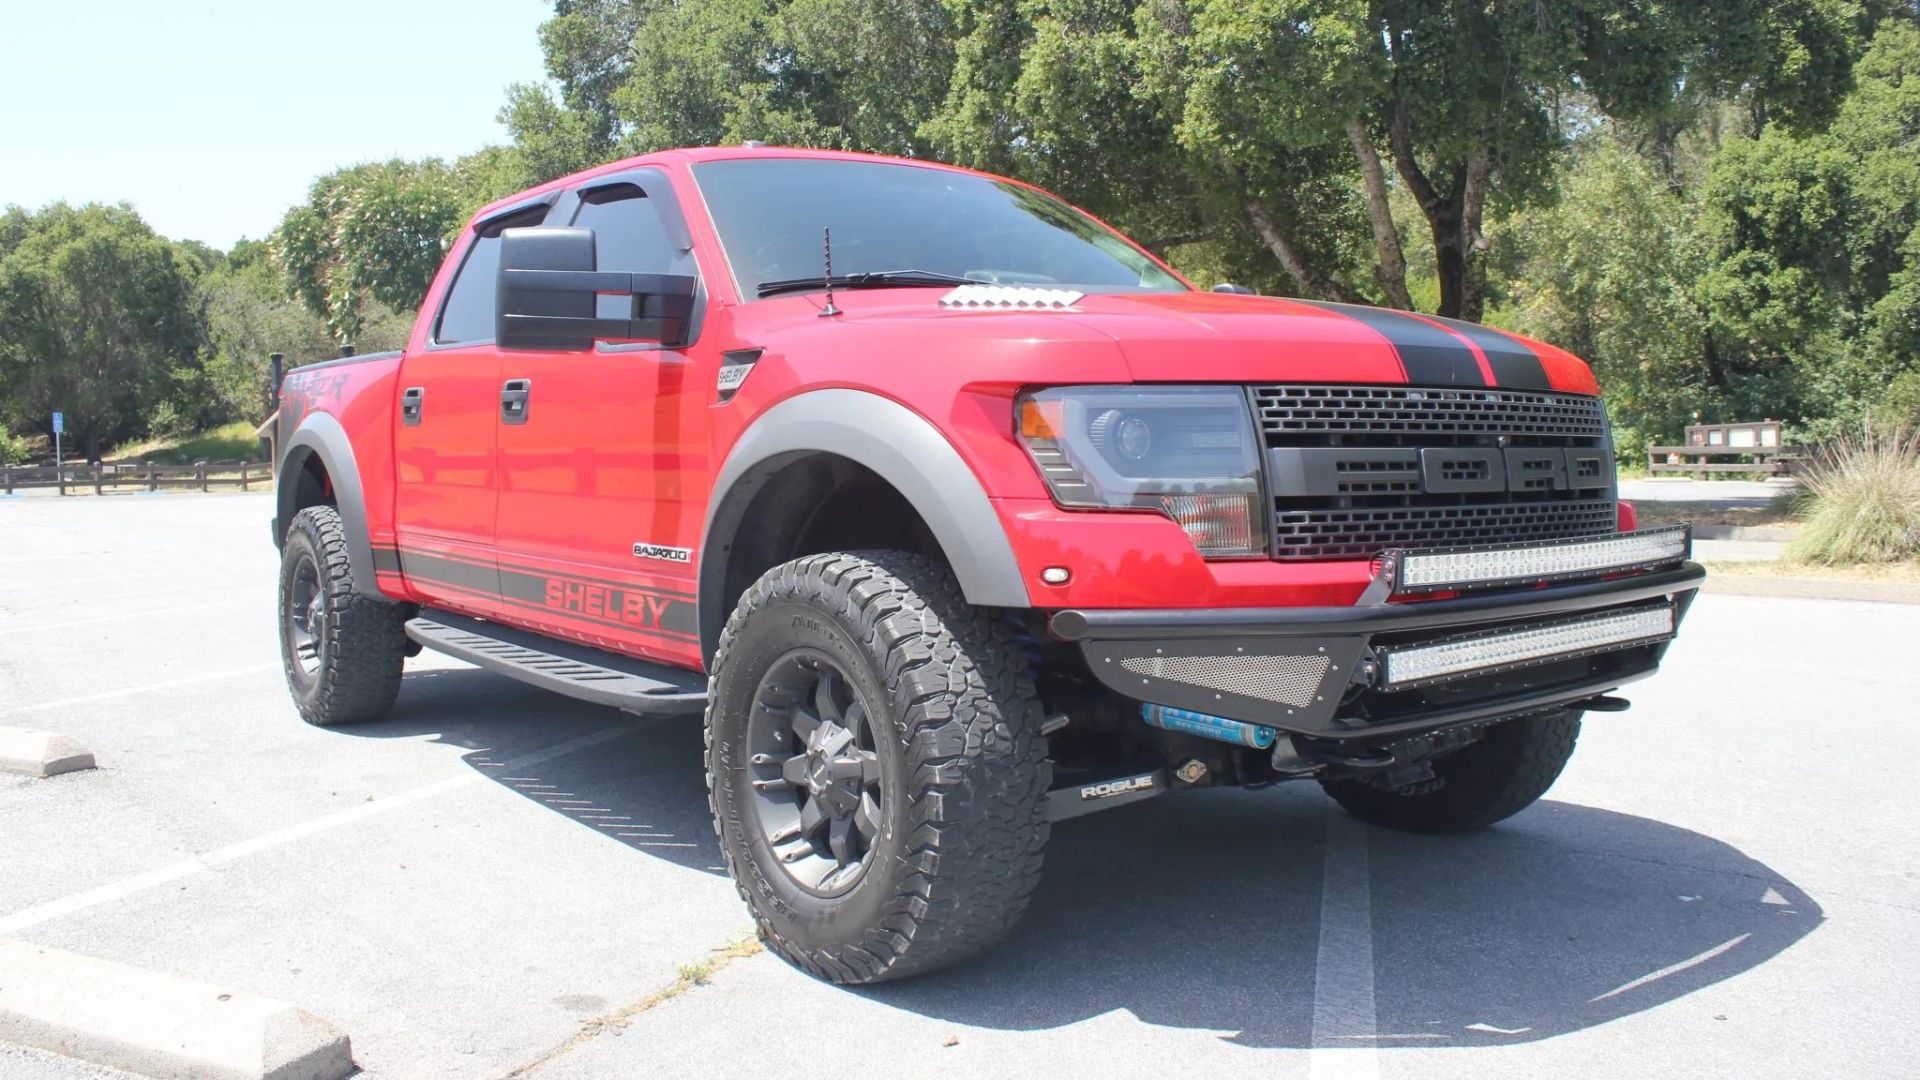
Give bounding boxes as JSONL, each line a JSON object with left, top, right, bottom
{"left": 819, "top": 227, "right": 840, "bottom": 318}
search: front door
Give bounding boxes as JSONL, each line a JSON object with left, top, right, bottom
{"left": 393, "top": 203, "right": 550, "bottom": 617}
{"left": 492, "top": 172, "right": 709, "bottom": 666}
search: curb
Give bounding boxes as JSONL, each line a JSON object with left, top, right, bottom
{"left": 0, "top": 727, "right": 94, "bottom": 777}
{"left": 0, "top": 938, "right": 353, "bottom": 1080}
{"left": 1700, "top": 574, "right": 1920, "bottom": 605}
{"left": 1691, "top": 524, "right": 1800, "bottom": 542}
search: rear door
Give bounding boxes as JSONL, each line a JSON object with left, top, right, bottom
{"left": 491, "top": 170, "right": 709, "bottom": 664}
{"left": 393, "top": 202, "right": 552, "bottom": 617}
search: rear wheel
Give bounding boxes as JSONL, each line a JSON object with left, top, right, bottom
{"left": 277, "top": 505, "right": 408, "bottom": 727}
{"left": 1319, "top": 710, "right": 1582, "bottom": 834}
{"left": 706, "top": 551, "right": 1051, "bottom": 984}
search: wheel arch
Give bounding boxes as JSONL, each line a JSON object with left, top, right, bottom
{"left": 698, "top": 389, "right": 1031, "bottom": 666}
{"left": 276, "top": 412, "right": 381, "bottom": 596}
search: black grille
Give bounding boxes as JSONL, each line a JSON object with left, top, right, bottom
{"left": 1272, "top": 499, "right": 1618, "bottom": 560}
{"left": 1255, "top": 383, "right": 1615, "bottom": 560}
{"left": 1254, "top": 385, "right": 1606, "bottom": 447}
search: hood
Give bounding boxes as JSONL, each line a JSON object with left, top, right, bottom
{"left": 747, "top": 288, "right": 1598, "bottom": 394}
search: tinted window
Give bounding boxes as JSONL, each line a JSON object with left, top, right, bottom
{"left": 434, "top": 207, "right": 547, "bottom": 344}
{"left": 571, "top": 184, "right": 694, "bottom": 275}
{"left": 692, "top": 158, "right": 1185, "bottom": 298}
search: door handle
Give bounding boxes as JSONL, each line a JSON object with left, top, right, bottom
{"left": 401, "top": 386, "right": 425, "bottom": 426}
{"left": 501, "top": 379, "right": 532, "bottom": 424}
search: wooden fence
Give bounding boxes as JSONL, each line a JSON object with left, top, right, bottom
{"left": 2, "top": 458, "right": 273, "bottom": 495}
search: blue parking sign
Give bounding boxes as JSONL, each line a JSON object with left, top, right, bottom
{"left": 51, "top": 412, "right": 63, "bottom": 434}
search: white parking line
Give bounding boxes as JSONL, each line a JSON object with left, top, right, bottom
{"left": 0, "top": 598, "right": 254, "bottom": 636}
{"left": 1308, "top": 803, "right": 1379, "bottom": 1080}
{"left": 0, "top": 725, "right": 632, "bottom": 935}
{"left": 0, "top": 664, "right": 281, "bottom": 719}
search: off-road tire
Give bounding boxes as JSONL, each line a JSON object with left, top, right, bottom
{"left": 1319, "top": 710, "right": 1582, "bottom": 834}
{"left": 277, "top": 505, "right": 408, "bottom": 727}
{"left": 706, "top": 551, "right": 1051, "bottom": 984}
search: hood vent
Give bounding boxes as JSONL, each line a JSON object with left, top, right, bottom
{"left": 939, "top": 285, "right": 1084, "bottom": 310}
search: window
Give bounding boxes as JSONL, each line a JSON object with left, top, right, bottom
{"left": 691, "top": 158, "right": 1185, "bottom": 299}
{"left": 434, "top": 206, "right": 548, "bottom": 345}
{"left": 571, "top": 184, "right": 695, "bottom": 276}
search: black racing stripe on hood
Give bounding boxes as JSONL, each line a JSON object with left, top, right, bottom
{"left": 1424, "top": 315, "right": 1551, "bottom": 389}
{"left": 1298, "top": 301, "right": 1487, "bottom": 386}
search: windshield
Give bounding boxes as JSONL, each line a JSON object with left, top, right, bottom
{"left": 692, "top": 158, "right": 1187, "bottom": 299}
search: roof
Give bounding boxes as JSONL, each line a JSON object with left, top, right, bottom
{"left": 468, "top": 145, "right": 980, "bottom": 226}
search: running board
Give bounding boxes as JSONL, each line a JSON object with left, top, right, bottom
{"left": 1046, "top": 766, "right": 1168, "bottom": 822}
{"left": 405, "top": 610, "right": 707, "bottom": 716}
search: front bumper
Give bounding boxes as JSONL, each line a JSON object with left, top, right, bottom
{"left": 1051, "top": 562, "right": 1705, "bottom": 740}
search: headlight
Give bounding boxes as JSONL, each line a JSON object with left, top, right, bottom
{"left": 1016, "top": 386, "right": 1267, "bottom": 558}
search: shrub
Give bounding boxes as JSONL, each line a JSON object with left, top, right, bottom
{"left": 0, "top": 422, "right": 27, "bottom": 465}
{"left": 1785, "top": 427, "right": 1920, "bottom": 565}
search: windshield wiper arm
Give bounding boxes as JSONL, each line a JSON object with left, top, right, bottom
{"left": 756, "top": 269, "right": 977, "bottom": 298}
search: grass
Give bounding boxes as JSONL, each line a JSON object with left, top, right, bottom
{"left": 1783, "top": 428, "right": 1920, "bottom": 565}
{"left": 108, "top": 421, "right": 262, "bottom": 464}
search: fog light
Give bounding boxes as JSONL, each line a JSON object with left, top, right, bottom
{"left": 1389, "top": 527, "right": 1690, "bottom": 595}
{"left": 1380, "top": 604, "right": 1675, "bottom": 688}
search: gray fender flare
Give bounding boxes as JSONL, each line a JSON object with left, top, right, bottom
{"left": 699, "top": 389, "right": 1031, "bottom": 659}
{"left": 276, "top": 412, "right": 380, "bottom": 595}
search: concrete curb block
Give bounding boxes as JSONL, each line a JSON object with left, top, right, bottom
{"left": 1691, "top": 524, "right": 1800, "bottom": 541}
{"left": 0, "top": 938, "right": 353, "bottom": 1080}
{"left": 1701, "top": 574, "right": 1920, "bottom": 605}
{"left": 0, "top": 727, "right": 95, "bottom": 777}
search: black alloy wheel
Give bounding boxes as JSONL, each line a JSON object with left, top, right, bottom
{"left": 745, "top": 650, "right": 886, "bottom": 895}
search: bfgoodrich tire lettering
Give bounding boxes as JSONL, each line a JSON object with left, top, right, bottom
{"left": 277, "top": 505, "right": 408, "bottom": 727}
{"left": 706, "top": 551, "right": 1051, "bottom": 983}
{"left": 1319, "top": 710, "right": 1582, "bottom": 834}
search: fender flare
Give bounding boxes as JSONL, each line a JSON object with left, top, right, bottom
{"left": 699, "top": 389, "right": 1031, "bottom": 660}
{"left": 275, "top": 412, "right": 381, "bottom": 595}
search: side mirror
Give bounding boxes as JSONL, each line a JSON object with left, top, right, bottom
{"left": 495, "top": 226, "right": 697, "bottom": 350}
{"left": 1211, "top": 283, "right": 1256, "bottom": 295}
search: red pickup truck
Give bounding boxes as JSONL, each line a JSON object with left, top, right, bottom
{"left": 272, "top": 145, "right": 1703, "bottom": 983}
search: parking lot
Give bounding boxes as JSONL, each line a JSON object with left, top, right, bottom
{"left": 2, "top": 491, "right": 1917, "bottom": 1078}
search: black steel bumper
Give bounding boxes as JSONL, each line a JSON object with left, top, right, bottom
{"left": 1050, "top": 563, "right": 1706, "bottom": 740}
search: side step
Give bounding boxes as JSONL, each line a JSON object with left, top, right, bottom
{"left": 405, "top": 610, "right": 707, "bottom": 716}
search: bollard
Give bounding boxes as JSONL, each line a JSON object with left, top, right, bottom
{"left": 196, "top": 460, "right": 209, "bottom": 492}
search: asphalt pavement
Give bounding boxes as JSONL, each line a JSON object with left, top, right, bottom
{"left": 1, "top": 492, "right": 1915, "bottom": 1078}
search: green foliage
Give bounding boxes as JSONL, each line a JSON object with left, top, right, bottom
{"left": 0, "top": 421, "right": 28, "bottom": 465}
{"left": 1696, "top": 18, "right": 1920, "bottom": 440}
{"left": 111, "top": 421, "right": 261, "bottom": 465}
{"left": 0, "top": 202, "right": 206, "bottom": 457}
{"left": 1786, "top": 427, "right": 1920, "bottom": 564}
{"left": 270, "top": 160, "right": 466, "bottom": 345}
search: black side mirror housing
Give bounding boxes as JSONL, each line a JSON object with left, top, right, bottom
{"left": 1211, "top": 283, "right": 1256, "bottom": 295}
{"left": 495, "top": 226, "right": 697, "bottom": 350}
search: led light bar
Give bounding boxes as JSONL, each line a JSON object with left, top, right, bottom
{"left": 1380, "top": 603, "right": 1676, "bottom": 689}
{"left": 1385, "top": 526, "right": 1691, "bottom": 596}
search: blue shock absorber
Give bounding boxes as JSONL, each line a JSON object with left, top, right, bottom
{"left": 1140, "top": 704, "right": 1278, "bottom": 749}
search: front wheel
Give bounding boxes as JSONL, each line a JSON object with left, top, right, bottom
{"left": 1319, "top": 710, "right": 1582, "bottom": 834}
{"left": 706, "top": 551, "right": 1051, "bottom": 984}
{"left": 278, "top": 505, "right": 409, "bottom": 727}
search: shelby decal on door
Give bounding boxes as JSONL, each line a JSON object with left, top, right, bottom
{"left": 632, "top": 542, "right": 694, "bottom": 564}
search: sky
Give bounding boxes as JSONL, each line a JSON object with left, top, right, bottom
{"left": 0, "top": 0, "right": 552, "bottom": 249}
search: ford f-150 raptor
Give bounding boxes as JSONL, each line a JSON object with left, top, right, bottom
{"left": 271, "top": 145, "right": 1704, "bottom": 984}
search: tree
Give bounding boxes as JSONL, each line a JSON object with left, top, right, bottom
{"left": 271, "top": 160, "right": 466, "bottom": 345}
{"left": 1696, "top": 18, "right": 1920, "bottom": 437}
{"left": 0, "top": 203, "right": 205, "bottom": 459}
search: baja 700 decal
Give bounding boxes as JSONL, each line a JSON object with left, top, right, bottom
{"left": 632, "top": 542, "right": 693, "bottom": 564}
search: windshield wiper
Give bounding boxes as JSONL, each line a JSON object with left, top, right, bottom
{"left": 756, "top": 269, "right": 978, "bottom": 298}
